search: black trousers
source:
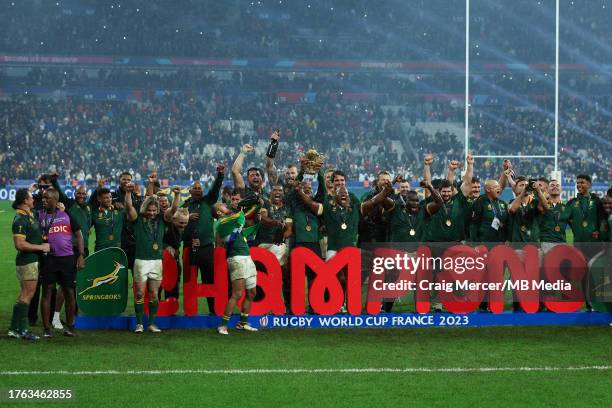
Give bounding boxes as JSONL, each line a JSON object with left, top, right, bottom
{"left": 164, "top": 257, "right": 182, "bottom": 300}
{"left": 29, "top": 249, "right": 87, "bottom": 324}
{"left": 189, "top": 244, "right": 216, "bottom": 315}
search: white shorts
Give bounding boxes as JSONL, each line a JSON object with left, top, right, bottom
{"left": 326, "top": 249, "right": 337, "bottom": 261}
{"left": 320, "top": 236, "right": 328, "bottom": 259}
{"left": 258, "top": 243, "right": 289, "bottom": 266}
{"left": 227, "top": 255, "right": 257, "bottom": 289}
{"left": 133, "top": 259, "right": 163, "bottom": 283}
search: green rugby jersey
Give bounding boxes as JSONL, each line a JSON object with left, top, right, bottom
{"left": 92, "top": 207, "right": 125, "bottom": 251}
{"left": 539, "top": 201, "right": 566, "bottom": 243}
{"left": 12, "top": 209, "right": 43, "bottom": 265}
{"left": 257, "top": 203, "right": 290, "bottom": 244}
{"left": 323, "top": 193, "right": 360, "bottom": 251}
{"left": 133, "top": 214, "right": 165, "bottom": 260}
{"left": 67, "top": 203, "right": 92, "bottom": 250}
{"left": 508, "top": 196, "right": 541, "bottom": 243}
{"left": 290, "top": 203, "right": 320, "bottom": 244}
{"left": 387, "top": 203, "right": 424, "bottom": 243}
{"left": 423, "top": 191, "right": 470, "bottom": 242}
{"left": 562, "top": 193, "right": 605, "bottom": 242}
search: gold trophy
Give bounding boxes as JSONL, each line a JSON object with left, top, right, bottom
{"left": 301, "top": 148, "right": 326, "bottom": 181}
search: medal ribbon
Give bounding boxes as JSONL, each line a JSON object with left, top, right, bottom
{"left": 145, "top": 217, "right": 160, "bottom": 247}
{"left": 578, "top": 196, "right": 590, "bottom": 224}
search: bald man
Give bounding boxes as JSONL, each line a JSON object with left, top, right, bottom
{"left": 469, "top": 179, "right": 509, "bottom": 244}
{"left": 182, "top": 164, "right": 225, "bottom": 315}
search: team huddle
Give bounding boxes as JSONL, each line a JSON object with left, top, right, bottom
{"left": 9, "top": 132, "right": 612, "bottom": 340}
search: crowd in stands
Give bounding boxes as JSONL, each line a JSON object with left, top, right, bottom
{"left": 1, "top": 0, "right": 610, "bottom": 187}
{"left": 2, "top": 66, "right": 611, "bottom": 101}
{"left": 1, "top": 0, "right": 611, "bottom": 63}
{"left": 0, "top": 91, "right": 609, "bottom": 187}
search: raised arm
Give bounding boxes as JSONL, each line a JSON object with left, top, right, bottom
{"left": 146, "top": 172, "right": 157, "bottom": 197}
{"left": 498, "top": 160, "right": 515, "bottom": 190}
{"left": 313, "top": 169, "right": 325, "bottom": 203}
{"left": 50, "top": 173, "right": 70, "bottom": 207}
{"left": 89, "top": 176, "right": 107, "bottom": 208}
{"left": 508, "top": 189, "right": 526, "bottom": 215}
{"left": 205, "top": 164, "right": 225, "bottom": 203}
{"left": 231, "top": 144, "right": 253, "bottom": 193}
{"left": 460, "top": 154, "right": 474, "bottom": 197}
{"left": 361, "top": 181, "right": 395, "bottom": 215}
{"left": 265, "top": 131, "right": 280, "bottom": 185}
{"left": 423, "top": 154, "right": 433, "bottom": 198}
{"left": 447, "top": 160, "right": 459, "bottom": 195}
{"left": 422, "top": 180, "right": 445, "bottom": 215}
{"left": 125, "top": 182, "right": 138, "bottom": 222}
{"left": 534, "top": 182, "right": 548, "bottom": 214}
{"left": 164, "top": 186, "right": 182, "bottom": 223}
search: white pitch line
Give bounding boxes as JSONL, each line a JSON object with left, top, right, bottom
{"left": 0, "top": 366, "right": 610, "bottom": 376}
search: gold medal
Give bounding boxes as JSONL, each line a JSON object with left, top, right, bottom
{"left": 554, "top": 225, "right": 561, "bottom": 232}
{"left": 341, "top": 223, "right": 347, "bottom": 230}
{"left": 305, "top": 225, "right": 312, "bottom": 232}
{"left": 409, "top": 229, "right": 416, "bottom": 236}
{"left": 153, "top": 243, "right": 159, "bottom": 251}
{"left": 445, "top": 219, "right": 452, "bottom": 227}
{"left": 108, "top": 234, "right": 114, "bottom": 241}
{"left": 582, "top": 221, "right": 588, "bottom": 228}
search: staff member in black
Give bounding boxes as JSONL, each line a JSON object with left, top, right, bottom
{"left": 182, "top": 165, "right": 225, "bottom": 315}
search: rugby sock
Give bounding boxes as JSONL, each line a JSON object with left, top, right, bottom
{"left": 135, "top": 299, "right": 144, "bottom": 325}
{"left": 221, "top": 314, "right": 231, "bottom": 327}
{"left": 240, "top": 313, "right": 248, "bottom": 324}
{"left": 53, "top": 311, "right": 61, "bottom": 322}
{"left": 149, "top": 301, "right": 158, "bottom": 325}
{"left": 10, "top": 302, "right": 21, "bottom": 331}
{"left": 16, "top": 302, "right": 29, "bottom": 333}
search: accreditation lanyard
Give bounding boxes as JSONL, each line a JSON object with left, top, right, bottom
{"left": 41, "top": 210, "right": 57, "bottom": 240}
{"left": 101, "top": 208, "right": 116, "bottom": 236}
{"left": 145, "top": 217, "right": 160, "bottom": 245}
{"left": 577, "top": 195, "right": 591, "bottom": 224}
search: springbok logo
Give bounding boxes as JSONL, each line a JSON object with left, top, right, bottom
{"left": 78, "top": 261, "right": 125, "bottom": 295}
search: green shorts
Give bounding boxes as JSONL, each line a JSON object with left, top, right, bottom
{"left": 16, "top": 262, "right": 39, "bottom": 281}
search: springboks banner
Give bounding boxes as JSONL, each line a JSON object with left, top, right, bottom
{"left": 77, "top": 247, "right": 129, "bottom": 316}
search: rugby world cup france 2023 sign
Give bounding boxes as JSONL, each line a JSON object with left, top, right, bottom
{"left": 77, "top": 248, "right": 129, "bottom": 316}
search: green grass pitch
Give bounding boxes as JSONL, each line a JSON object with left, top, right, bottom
{"left": 0, "top": 201, "right": 610, "bottom": 407}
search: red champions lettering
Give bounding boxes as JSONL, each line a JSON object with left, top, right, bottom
{"left": 290, "top": 247, "right": 361, "bottom": 315}
{"left": 237, "top": 246, "right": 285, "bottom": 315}
{"left": 487, "top": 245, "right": 540, "bottom": 313}
{"left": 364, "top": 247, "right": 417, "bottom": 315}
{"left": 157, "top": 249, "right": 180, "bottom": 316}
{"left": 182, "top": 247, "right": 285, "bottom": 316}
{"left": 437, "top": 245, "right": 489, "bottom": 314}
{"left": 414, "top": 245, "right": 433, "bottom": 314}
{"left": 542, "top": 244, "right": 586, "bottom": 313}
{"left": 182, "top": 247, "right": 228, "bottom": 316}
